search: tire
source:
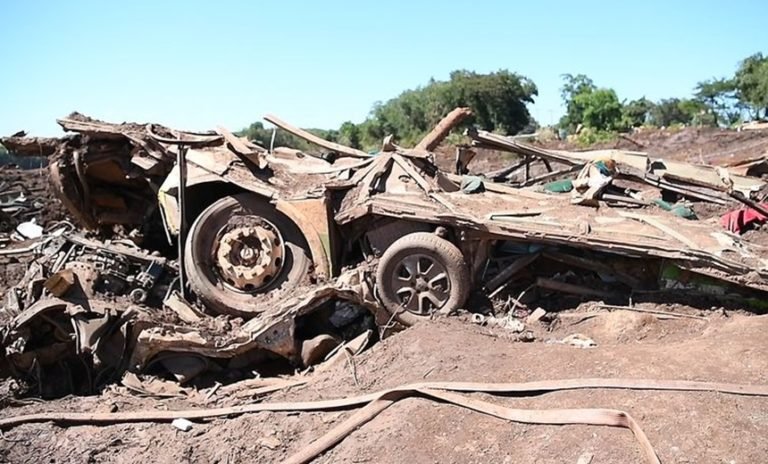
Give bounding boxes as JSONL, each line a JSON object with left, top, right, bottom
{"left": 184, "top": 193, "right": 312, "bottom": 318}
{"left": 376, "top": 232, "right": 470, "bottom": 326}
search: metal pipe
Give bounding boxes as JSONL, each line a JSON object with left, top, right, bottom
{"left": 177, "top": 146, "right": 188, "bottom": 299}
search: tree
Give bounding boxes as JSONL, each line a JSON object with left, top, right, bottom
{"left": 734, "top": 53, "right": 768, "bottom": 119}
{"left": 621, "top": 97, "right": 655, "bottom": 128}
{"left": 558, "top": 75, "right": 623, "bottom": 131}
{"left": 560, "top": 74, "right": 596, "bottom": 103}
{"left": 649, "top": 98, "right": 710, "bottom": 127}
{"left": 558, "top": 74, "right": 596, "bottom": 130}
{"left": 355, "top": 69, "right": 538, "bottom": 148}
{"left": 572, "top": 88, "right": 623, "bottom": 131}
{"left": 694, "top": 78, "right": 739, "bottom": 126}
{"left": 338, "top": 121, "right": 361, "bottom": 149}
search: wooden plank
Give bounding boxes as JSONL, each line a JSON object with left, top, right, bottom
{"left": 485, "top": 253, "right": 541, "bottom": 292}
{"left": 216, "top": 125, "right": 267, "bottom": 168}
{"left": 595, "top": 304, "right": 708, "bottom": 321}
{"left": 536, "top": 277, "right": 615, "bottom": 299}
{"left": 618, "top": 212, "right": 699, "bottom": 249}
{"left": 642, "top": 175, "right": 729, "bottom": 204}
{"left": 543, "top": 251, "right": 642, "bottom": 289}
{"left": 415, "top": 107, "right": 473, "bottom": 152}
{"left": 264, "top": 114, "right": 371, "bottom": 159}
{"left": 729, "top": 190, "right": 768, "bottom": 218}
{"left": 392, "top": 153, "right": 436, "bottom": 193}
{"left": 215, "top": 126, "right": 266, "bottom": 154}
{"left": 519, "top": 165, "right": 582, "bottom": 186}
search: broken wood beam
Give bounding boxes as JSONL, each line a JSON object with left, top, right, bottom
{"left": 484, "top": 158, "right": 528, "bottom": 181}
{"left": 601, "top": 193, "right": 650, "bottom": 206}
{"left": 542, "top": 251, "right": 642, "bottom": 289}
{"left": 215, "top": 125, "right": 267, "bottom": 169}
{"left": 519, "top": 165, "right": 582, "bottom": 187}
{"left": 595, "top": 304, "right": 708, "bottom": 321}
{"left": 215, "top": 126, "right": 266, "bottom": 154}
{"left": 524, "top": 154, "right": 531, "bottom": 183}
{"left": 536, "top": 277, "right": 615, "bottom": 299}
{"left": 485, "top": 253, "right": 541, "bottom": 293}
{"left": 619, "top": 134, "right": 645, "bottom": 149}
{"left": 618, "top": 212, "right": 699, "bottom": 250}
{"left": 414, "top": 107, "right": 473, "bottom": 153}
{"left": 643, "top": 175, "right": 729, "bottom": 205}
{"left": 728, "top": 190, "right": 768, "bottom": 218}
{"left": 263, "top": 114, "right": 371, "bottom": 159}
{"left": 467, "top": 129, "right": 583, "bottom": 166}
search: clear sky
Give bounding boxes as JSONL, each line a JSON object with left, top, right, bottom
{"left": 1, "top": 0, "right": 766, "bottom": 136}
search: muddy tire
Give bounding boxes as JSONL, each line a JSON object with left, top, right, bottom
{"left": 376, "top": 232, "right": 470, "bottom": 326}
{"left": 184, "top": 193, "right": 311, "bottom": 318}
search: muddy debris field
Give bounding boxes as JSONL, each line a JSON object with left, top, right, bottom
{"left": 0, "top": 110, "right": 768, "bottom": 464}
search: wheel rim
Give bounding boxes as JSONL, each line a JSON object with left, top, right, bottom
{"left": 212, "top": 215, "right": 285, "bottom": 293}
{"left": 390, "top": 253, "right": 451, "bottom": 315}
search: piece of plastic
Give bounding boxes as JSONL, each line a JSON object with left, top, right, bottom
{"left": 172, "top": 418, "right": 193, "bottom": 432}
{"left": 15, "top": 220, "right": 43, "bottom": 239}
{"left": 542, "top": 179, "right": 573, "bottom": 193}
{"left": 460, "top": 175, "right": 485, "bottom": 194}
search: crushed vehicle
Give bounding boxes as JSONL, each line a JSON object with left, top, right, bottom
{"left": 2, "top": 109, "right": 768, "bottom": 397}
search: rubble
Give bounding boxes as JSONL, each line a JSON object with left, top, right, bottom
{"left": 1, "top": 108, "right": 768, "bottom": 399}
{"left": 465, "top": 128, "right": 768, "bottom": 222}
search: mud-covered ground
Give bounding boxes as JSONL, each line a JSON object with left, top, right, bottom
{"left": 1, "top": 306, "right": 766, "bottom": 464}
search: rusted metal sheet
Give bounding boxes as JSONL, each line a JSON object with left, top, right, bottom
{"left": 264, "top": 114, "right": 372, "bottom": 159}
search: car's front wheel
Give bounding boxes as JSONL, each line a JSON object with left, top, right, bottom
{"left": 184, "top": 193, "right": 312, "bottom": 318}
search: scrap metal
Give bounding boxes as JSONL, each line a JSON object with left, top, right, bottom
{"left": 1, "top": 109, "right": 768, "bottom": 397}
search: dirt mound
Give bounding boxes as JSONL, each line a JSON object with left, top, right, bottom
{"left": 2, "top": 310, "right": 766, "bottom": 464}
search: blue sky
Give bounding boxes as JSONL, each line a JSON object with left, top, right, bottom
{"left": 0, "top": 0, "right": 765, "bottom": 136}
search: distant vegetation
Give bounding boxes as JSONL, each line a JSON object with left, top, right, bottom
{"left": 559, "top": 53, "right": 768, "bottom": 145}
{"left": 241, "top": 53, "right": 768, "bottom": 151}
{"left": 241, "top": 70, "right": 538, "bottom": 152}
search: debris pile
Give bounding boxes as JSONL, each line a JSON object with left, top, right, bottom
{"left": 0, "top": 109, "right": 767, "bottom": 400}
{"left": 465, "top": 129, "right": 768, "bottom": 222}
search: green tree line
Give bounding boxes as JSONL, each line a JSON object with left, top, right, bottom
{"left": 559, "top": 52, "right": 768, "bottom": 137}
{"left": 242, "top": 52, "right": 766, "bottom": 152}
{"left": 241, "top": 70, "right": 539, "bottom": 152}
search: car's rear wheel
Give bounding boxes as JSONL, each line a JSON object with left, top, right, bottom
{"left": 184, "top": 193, "right": 312, "bottom": 317}
{"left": 376, "top": 232, "right": 470, "bottom": 326}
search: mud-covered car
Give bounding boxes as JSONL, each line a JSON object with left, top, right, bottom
{"left": 2, "top": 110, "right": 767, "bottom": 396}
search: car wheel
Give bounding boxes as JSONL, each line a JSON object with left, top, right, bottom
{"left": 184, "top": 193, "right": 311, "bottom": 317}
{"left": 376, "top": 232, "right": 470, "bottom": 326}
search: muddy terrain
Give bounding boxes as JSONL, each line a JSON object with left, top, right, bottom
{"left": 0, "top": 123, "right": 767, "bottom": 464}
{"left": 1, "top": 307, "right": 766, "bottom": 464}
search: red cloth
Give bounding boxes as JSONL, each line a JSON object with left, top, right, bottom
{"left": 720, "top": 203, "right": 768, "bottom": 233}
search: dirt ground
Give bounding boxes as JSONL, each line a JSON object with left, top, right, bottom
{"left": 0, "top": 306, "right": 766, "bottom": 464}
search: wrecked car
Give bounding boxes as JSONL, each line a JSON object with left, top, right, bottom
{"left": 2, "top": 109, "right": 767, "bottom": 396}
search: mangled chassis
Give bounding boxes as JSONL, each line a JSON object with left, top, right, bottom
{"left": 1, "top": 230, "right": 380, "bottom": 396}
{"left": 2, "top": 109, "right": 768, "bottom": 395}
